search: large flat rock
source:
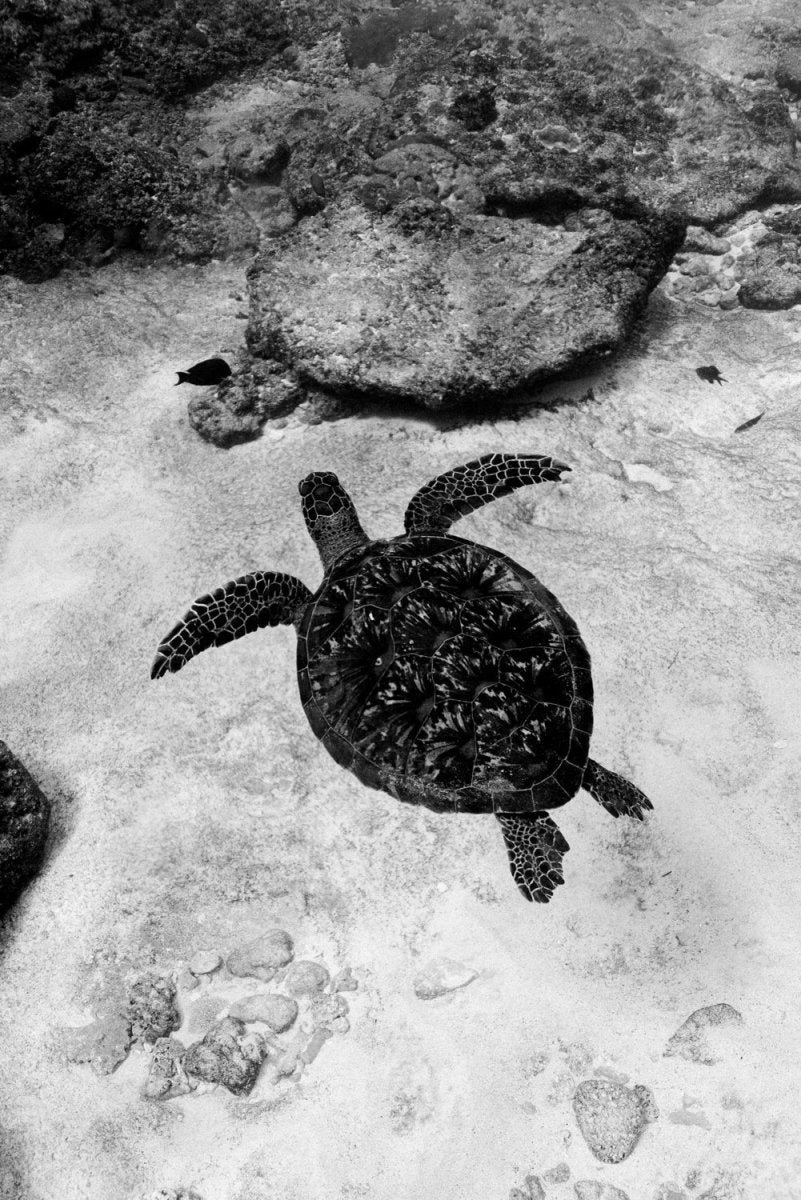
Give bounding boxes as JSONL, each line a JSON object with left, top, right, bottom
{"left": 246, "top": 199, "right": 682, "bottom": 408}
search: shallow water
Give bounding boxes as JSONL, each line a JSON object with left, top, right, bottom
{"left": 1, "top": 254, "right": 800, "bottom": 1198}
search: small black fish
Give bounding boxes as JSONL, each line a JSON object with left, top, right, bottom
{"left": 733, "top": 411, "right": 765, "bottom": 434}
{"left": 175, "top": 357, "right": 232, "bottom": 386}
{"left": 695, "top": 365, "right": 726, "bottom": 385}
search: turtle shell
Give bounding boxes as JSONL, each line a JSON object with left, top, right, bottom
{"left": 297, "top": 535, "right": 593, "bottom": 815}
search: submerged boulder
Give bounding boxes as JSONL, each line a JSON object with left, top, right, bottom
{"left": 246, "top": 197, "right": 683, "bottom": 411}
{"left": 0, "top": 740, "right": 50, "bottom": 914}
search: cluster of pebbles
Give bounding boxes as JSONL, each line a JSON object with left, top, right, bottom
{"left": 507, "top": 1004, "right": 743, "bottom": 1200}
{"left": 63, "top": 929, "right": 356, "bottom": 1098}
{"left": 664, "top": 207, "right": 801, "bottom": 311}
{"left": 663, "top": 222, "right": 753, "bottom": 310}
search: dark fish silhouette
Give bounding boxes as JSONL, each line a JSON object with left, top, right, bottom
{"left": 175, "top": 357, "right": 232, "bottom": 386}
{"left": 695, "top": 365, "right": 726, "bottom": 385}
{"left": 734, "top": 411, "right": 764, "bottom": 434}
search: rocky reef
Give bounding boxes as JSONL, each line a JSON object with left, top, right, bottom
{"left": 8, "top": 0, "right": 801, "bottom": 421}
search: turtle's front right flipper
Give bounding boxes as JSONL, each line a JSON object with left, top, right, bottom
{"left": 151, "top": 572, "right": 311, "bottom": 679}
{"left": 404, "top": 453, "right": 571, "bottom": 535}
{"left": 497, "top": 812, "right": 570, "bottom": 903}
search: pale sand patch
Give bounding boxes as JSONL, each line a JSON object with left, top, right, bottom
{"left": 0, "top": 259, "right": 800, "bottom": 1199}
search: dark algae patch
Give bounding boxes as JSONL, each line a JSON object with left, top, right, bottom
{"left": 0, "top": 0, "right": 290, "bottom": 279}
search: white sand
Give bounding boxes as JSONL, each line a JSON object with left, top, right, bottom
{"left": 1, "top": 259, "right": 800, "bottom": 1199}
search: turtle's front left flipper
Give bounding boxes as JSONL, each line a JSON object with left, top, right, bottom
{"left": 404, "top": 452, "right": 571, "bottom": 535}
{"left": 497, "top": 812, "right": 570, "bottom": 903}
{"left": 583, "top": 758, "right": 653, "bottom": 820}
{"left": 151, "top": 572, "right": 311, "bottom": 679}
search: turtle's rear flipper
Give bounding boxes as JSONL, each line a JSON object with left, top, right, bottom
{"left": 583, "top": 758, "right": 653, "bottom": 820}
{"left": 497, "top": 812, "right": 569, "bottom": 903}
{"left": 151, "top": 571, "right": 311, "bottom": 679}
{"left": 404, "top": 453, "right": 571, "bottom": 535}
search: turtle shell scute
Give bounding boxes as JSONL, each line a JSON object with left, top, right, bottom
{"left": 355, "top": 656, "right": 436, "bottom": 768}
{"left": 309, "top": 575, "right": 356, "bottom": 644}
{"left": 352, "top": 554, "right": 423, "bottom": 611}
{"left": 422, "top": 542, "right": 529, "bottom": 599}
{"left": 405, "top": 699, "right": 476, "bottom": 788}
{"left": 391, "top": 591, "right": 462, "bottom": 657}
{"left": 460, "top": 595, "right": 557, "bottom": 649}
{"left": 473, "top": 684, "right": 571, "bottom": 791}
{"left": 306, "top": 618, "right": 392, "bottom": 734}
{"left": 432, "top": 634, "right": 503, "bottom": 700}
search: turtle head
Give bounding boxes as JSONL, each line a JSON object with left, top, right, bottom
{"left": 299, "top": 470, "right": 368, "bottom": 570}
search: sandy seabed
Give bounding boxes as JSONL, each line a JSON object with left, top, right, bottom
{"left": 1, "top": 257, "right": 800, "bottom": 1199}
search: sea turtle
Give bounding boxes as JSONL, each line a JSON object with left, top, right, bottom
{"left": 152, "top": 453, "right": 652, "bottom": 902}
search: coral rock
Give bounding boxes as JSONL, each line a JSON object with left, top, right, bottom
{"left": 573, "top": 1079, "right": 657, "bottom": 1164}
{"left": 128, "top": 974, "right": 180, "bottom": 1044}
{"left": 226, "top": 929, "right": 294, "bottom": 980}
{"left": 284, "top": 960, "right": 330, "bottom": 996}
{"left": 228, "top": 992, "right": 298, "bottom": 1032}
{"left": 0, "top": 740, "right": 50, "bottom": 913}
{"left": 183, "top": 1017, "right": 268, "bottom": 1095}
{"left": 664, "top": 1004, "right": 743, "bottom": 1066}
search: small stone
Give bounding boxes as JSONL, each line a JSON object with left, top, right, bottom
{"left": 524, "top": 1177, "right": 545, "bottom": 1200}
{"left": 183, "top": 1017, "right": 268, "bottom": 1095}
{"left": 743, "top": 268, "right": 801, "bottom": 309}
{"left": 177, "top": 969, "right": 199, "bottom": 991}
{"left": 510, "top": 1190, "right": 528, "bottom": 1200}
{"left": 544, "top": 1163, "right": 570, "bottom": 1183}
{"left": 189, "top": 950, "right": 222, "bottom": 976}
{"left": 61, "top": 1014, "right": 132, "bottom": 1075}
{"left": 301, "top": 1027, "right": 333, "bottom": 1064}
{"left": 0, "top": 740, "right": 51, "bottom": 913}
{"left": 664, "top": 1004, "right": 743, "bottom": 1066}
{"left": 697, "top": 1172, "right": 746, "bottom": 1200}
{"left": 682, "top": 227, "right": 731, "bottom": 255}
{"left": 331, "top": 967, "right": 358, "bottom": 992}
{"left": 622, "top": 463, "right": 674, "bottom": 492}
{"left": 574, "top": 1183, "right": 631, "bottom": 1200}
{"left": 573, "top": 1079, "right": 657, "bottom": 1164}
{"left": 284, "top": 960, "right": 330, "bottom": 995}
{"left": 718, "top": 288, "right": 740, "bottom": 311}
{"left": 226, "top": 929, "right": 294, "bottom": 980}
{"left": 143, "top": 1037, "right": 195, "bottom": 1100}
{"left": 228, "top": 992, "right": 298, "bottom": 1032}
{"left": 274, "top": 1045, "right": 302, "bottom": 1077}
{"left": 128, "top": 974, "right": 180, "bottom": 1044}
{"left": 329, "top": 1015, "right": 350, "bottom": 1034}
{"left": 678, "top": 256, "right": 711, "bottom": 277}
{"left": 308, "top": 991, "right": 349, "bottom": 1030}
{"left": 413, "top": 957, "right": 478, "bottom": 999}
